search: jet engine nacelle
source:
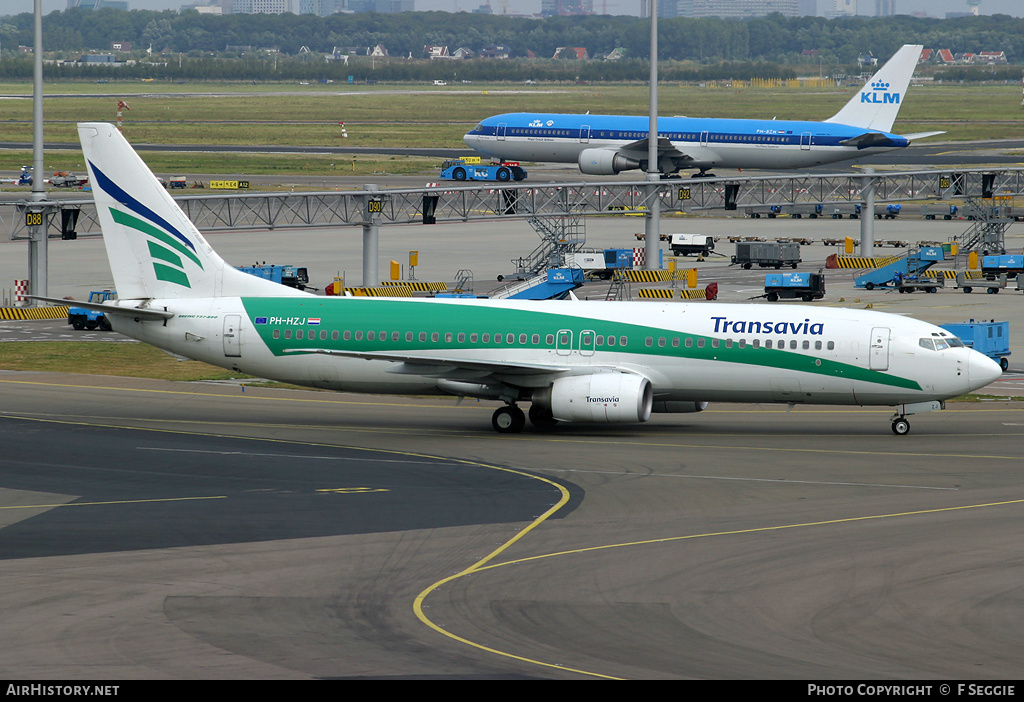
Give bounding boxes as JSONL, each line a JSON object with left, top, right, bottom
{"left": 577, "top": 148, "right": 640, "bottom": 176}
{"left": 547, "top": 373, "right": 653, "bottom": 424}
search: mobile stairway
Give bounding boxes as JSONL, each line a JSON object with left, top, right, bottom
{"left": 490, "top": 267, "right": 585, "bottom": 300}
{"left": 854, "top": 245, "right": 947, "bottom": 289}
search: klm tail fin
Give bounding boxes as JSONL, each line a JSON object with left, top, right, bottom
{"left": 825, "top": 44, "right": 923, "bottom": 133}
{"left": 78, "top": 123, "right": 308, "bottom": 301}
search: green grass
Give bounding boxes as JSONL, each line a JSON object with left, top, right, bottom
{"left": 0, "top": 341, "right": 251, "bottom": 381}
{"left": 0, "top": 81, "right": 1020, "bottom": 178}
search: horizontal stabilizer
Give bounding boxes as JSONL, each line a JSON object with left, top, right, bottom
{"left": 902, "top": 131, "right": 946, "bottom": 141}
{"left": 28, "top": 295, "right": 175, "bottom": 320}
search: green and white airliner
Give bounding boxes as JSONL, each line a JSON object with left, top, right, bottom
{"left": 49, "top": 123, "right": 1001, "bottom": 435}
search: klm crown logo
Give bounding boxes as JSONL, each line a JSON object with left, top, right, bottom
{"left": 861, "top": 81, "right": 901, "bottom": 104}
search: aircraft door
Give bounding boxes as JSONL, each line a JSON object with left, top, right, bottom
{"left": 556, "top": 329, "right": 572, "bottom": 356}
{"left": 700, "top": 131, "right": 709, "bottom": 146}
{"left": 223, "top": 314, "right": 242, "bottom": 357}
{"left": 869, "top": 327, "right": 890, "bottom": 371}
{"left": 497, "top": 123, "right": 507, "bottom": 141}
{"left": 580, "top": 125, "right": 591, "bottom": 144}
{"left": 800, "top": 132, "right": 812, "bottom": 150}
{"left": 578, "top": 329, "right": 596, "bottom": 357}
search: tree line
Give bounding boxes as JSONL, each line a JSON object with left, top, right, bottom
{"left": 0, "top": 8, "right": 1021, "bottom": 83}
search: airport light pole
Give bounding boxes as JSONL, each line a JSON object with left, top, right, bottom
{"left": 643, "top": 0, "right": 660, "bottom": 271}
{"left": 25, "top": 0, "right": 54, "bottom": 304}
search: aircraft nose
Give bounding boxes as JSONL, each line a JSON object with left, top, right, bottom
{"left": 968, "top": 351, "right": 1003, "bottom": 392}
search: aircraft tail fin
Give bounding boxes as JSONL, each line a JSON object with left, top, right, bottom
{"left": 825, "top": 44, "right": 923, "bottom": 133}
{"left": 78, "top": 123, "right": 308, "bottom": 301}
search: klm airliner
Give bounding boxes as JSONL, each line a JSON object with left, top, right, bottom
{"left": 464, "top": 45, "right": 942, "bottom": 176}
{"left": 36, "top": 123, "right": 1000, "bottom": 436}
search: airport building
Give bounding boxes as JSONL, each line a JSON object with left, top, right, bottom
{"left": 674, "top": 0, "right": 800, "bottom": 18}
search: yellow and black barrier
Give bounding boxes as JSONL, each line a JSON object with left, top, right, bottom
{"left": 0, "top": 305, "right": 69, "bottom": 320}
{"left": 381, "top": 281, "right": 448, "bottom": 292}
{"left": 679, "top": 289, "right": 709, "bottom": 299}
{"left": 624, "top": 270, "right": 671, "bottom": 283}
{"left": 637, "top": 288, "right": 674, "bottom": 299}
{"left": 828, "top": 255, "right": 903, "bottom": 269}
{"left": 923, "top": 270, "right": 983, "bottom": 280}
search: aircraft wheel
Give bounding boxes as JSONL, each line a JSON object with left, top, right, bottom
{"left": 528, "top": 404, "right": 559, "bottom": 431}
{"left": 492, "top": 406, "right": 526, "bottom": 434}
{"left": 453, "top": 167, "right": 466, "bottom": 181}
{"left": 891, "top": 418, "right": 910, "bottom": 436}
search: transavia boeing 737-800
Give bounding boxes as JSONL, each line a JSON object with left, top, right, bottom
{"left": 464, "top": 44, "right": 943, "bottom": 177}
{"left": 36, "top": 123, "right": 999, "bottom": 435}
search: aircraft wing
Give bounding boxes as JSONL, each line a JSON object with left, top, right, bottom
{"left": 617, "top": 136, "right": 694, "bottom": 164}
{"left": 289, "top": 347, "right": 574, "bottom": 378}
{"left": 27, "top": 296, "right": 175, "bottom": 321}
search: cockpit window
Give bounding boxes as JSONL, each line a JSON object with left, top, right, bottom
{"left": 921, "top": 337, "right": 962, "bottom": 351}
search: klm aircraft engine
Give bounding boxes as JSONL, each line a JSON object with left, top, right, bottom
{"left": 577, "top": 148, "right": 639, "bottom": 176}
{"left": 541, "top": 373, "right": 654, "bottom": 423}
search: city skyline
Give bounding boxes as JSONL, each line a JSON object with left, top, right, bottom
{"left": 4, "top": 0, "right": 1022, "bottom": 18}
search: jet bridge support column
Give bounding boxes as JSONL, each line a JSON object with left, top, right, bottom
{"left": 361, "top": 184, "right": 380, "bottom": 287}
{"left": 860, "top": 167, "right": 875, "bottom": 259}
{"left": 643, "top": 0, "right": 660, "bottom": 271}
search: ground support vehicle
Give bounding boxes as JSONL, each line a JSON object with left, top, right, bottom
{"left": 237, "top": 264, "right": 309, "bottom": 290}
{"left": 956, "top": 271, "right": 1007, "bottom": 294}
{"left": 48, "top": 171, "right": 88, "bottom": 188}
{"left": 981, "top": 255, "right": 1024, "bottom": 280}
{"left": 168, "top": 176, "right": 188, "bottom": 189}
{"left": 828, "top": 204, "right": 861, "bottom": 219}
{"left": 17, "top": 166, "right": 32, "bottom": 185}
{"left": 565, "top": 249, "right": 633, "bottom": 280}
{"left": 874, "top": 204, "right": 902, "bottom": 219}
{"left": 668, "top": 234, "right": 715, "bottom": 257}
{"left": 763, "top": 272, "right": 825, "bottom": 302}
{"left": 440, "top": 159, "right": 526, "bottom": 182}
{"left": 940, "top": 320, "right": 1010, "bottom": 371}
{"left": 921, "top": 204, "right": 958, "bottom": 220}
{"left": 743, "top": 205, "right": 782, "bottom": 219}
{"left": 732, "top": 242, "right": 801, "bottom": 269}
{"left": 855, "top": 246, "right": 945, "bottom": 289}
{"left": 67, "top": 290, "right": 116, "bottom": 331}
{"left": 893, "top": 274, "right": 944, "bottom": 294}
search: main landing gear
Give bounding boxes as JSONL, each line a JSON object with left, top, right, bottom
{"left": 491, "top": 403, "right": 559, "bottom": 433}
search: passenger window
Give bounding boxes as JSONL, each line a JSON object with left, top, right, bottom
{"left": 802, "top": 340, "right": 809, "bottom": 350}
{"left": 344, "top": 331, "right": 351, "bottom": 341}
{"left": 419, "top": 332, "right": 427, "bottom": 342}
{"left": 646, "top": 337, "right": 653, "bottom": 347}
{"left": 483, "top": 333, "right": 490, "bottom": 343}
{"left": 531, "top": 334, "right": 539, "bottom": 344}
{"left": 367, "top": 331, "right": 374, "bottom": 341}
{"left": 607, "top": 336, "right": 616, "bottom": 347}
{"left": 546, "top": 334, "right": 554, "bottom": 344}
{"left": 520, "top": 333, "right": 528, "bottom": 344}
{"left": 284, "top": 329, "right": 292, "bottom": 339}
{"left": 697, "top": 338, "right": 705, "bottom": 348}
{"left": 619, "top": 336, "right": 627, "bottom": 346}
{"left": 431, "top": 332, "right": 439, "bottom": 342}
{"left": 445, "top": 332, "right": 453, "bottom": 343}
{"left": 457, "top": 333, "right": 465, "bottom": 343}
{"left": 273, "top": 329, "right": 280, "bottom": 339}
{"left": 332, "top": 331, "right": 339, "bottom": 341}
{"left": 827, "top": 341, "right": 835, "bottom": 350}
{"left": 321, "top": 330, "right": 327, "bottom": 340}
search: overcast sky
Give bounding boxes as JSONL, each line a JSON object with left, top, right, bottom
{"left": 3, "top": 0, "right": 1022, "bottom": 19}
